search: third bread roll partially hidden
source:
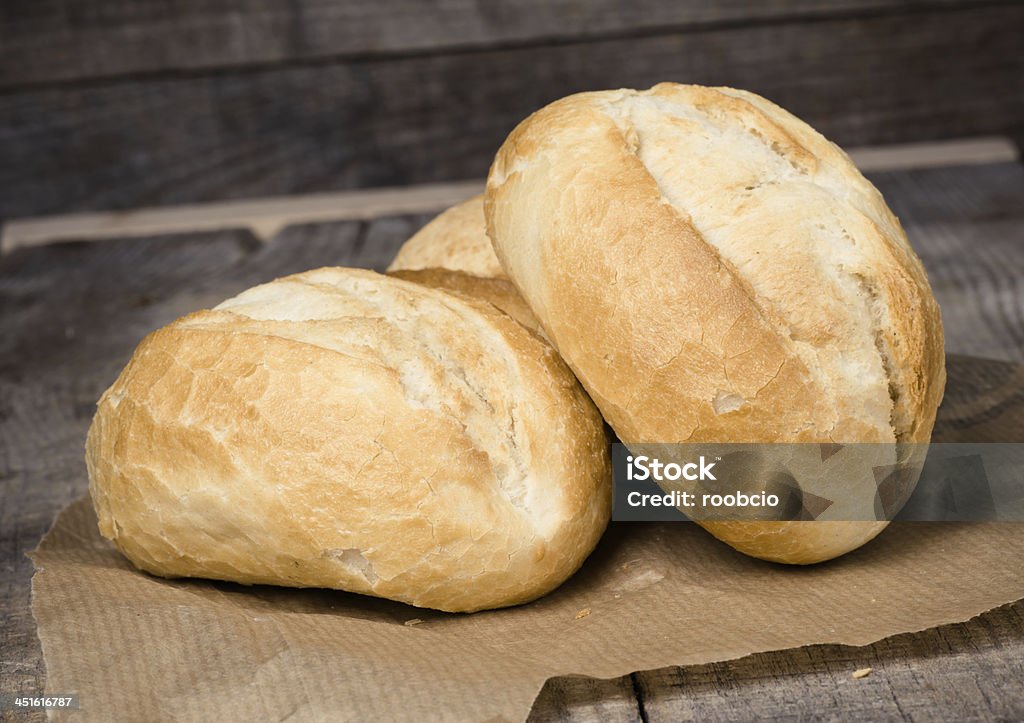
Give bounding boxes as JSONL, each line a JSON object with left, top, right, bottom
{"left": 486, "top": 83, "right": 945, "bottom": 564}
{"left": 388, "top": 195, "right": 506, "bottom": 279}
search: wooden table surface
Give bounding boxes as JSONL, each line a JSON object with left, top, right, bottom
{"left": 2, "top": 147, "right": 1023, "bottom": 720}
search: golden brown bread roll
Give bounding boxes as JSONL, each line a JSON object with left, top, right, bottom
{"left": 87, "top": 268, "right": 610, "bottom": 612}
{"left": 387, "top": 194, "right": 506, "bottom": 279}
{"left": 485, "top": 84, "right": 945, "bottom": 564}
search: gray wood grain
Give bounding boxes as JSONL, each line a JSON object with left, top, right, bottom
{"left": 530, "top": 676, "right": 642, "bottom": 722}
{"left": 633, "top": 601, "right": 1024, "bottom": 721}
{"left": 2, "top": 4, "right": 1021, "bottom": 219}
{"left": 0, "top": 0, "right": 991, "bottom": 88}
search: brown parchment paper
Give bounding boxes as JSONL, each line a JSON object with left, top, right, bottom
{"left": 30, "top": 355, "right": 1024, "bottom": 722}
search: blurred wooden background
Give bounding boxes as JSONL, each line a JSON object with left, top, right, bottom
{"left": 1, "top": 0, "right": 1022, "bottom": 220}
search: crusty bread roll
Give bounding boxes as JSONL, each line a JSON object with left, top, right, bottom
{"left": 87, "top": 268, "right": 610, "bottom": 612}
{"left": 389, "top": 268, "right": 542, "bottom": 335}
{"left": 387, "top": 194, "right": 506, "bottom": 279}
{"left": 486, "top": 84, "right": 945, "bottom": 564}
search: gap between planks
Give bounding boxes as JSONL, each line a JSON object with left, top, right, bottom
{"left": 2, "top": 135, "right": 1018, "bottom": 255}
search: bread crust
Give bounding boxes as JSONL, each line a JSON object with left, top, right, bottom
{"left": 389, "top": 268, "right": 543, "bottom": 336}
{"left": 485, "top": 84, "right": 945, "bottom": 563}
{"left": 87, "top": 268, "right": 610, "bottom": 611}
{"left": 387, "top": 194, "right": 506, "bottom": 279}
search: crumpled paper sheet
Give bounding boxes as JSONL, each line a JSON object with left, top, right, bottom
{"left": 32, "top": 501, "right": 1024, "bottom": 722}
{"left": 30, "top": 355, "right": 1024, "bottom": 722}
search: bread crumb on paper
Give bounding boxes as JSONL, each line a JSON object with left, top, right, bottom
{"left": 575, "top": 608, "right": 591, "bottom": 620}
{"left": 852, "top": 667, "right": 873, "bottom": 679}
{"left": 404, "top": 619, "right": 424, "bottom": 627}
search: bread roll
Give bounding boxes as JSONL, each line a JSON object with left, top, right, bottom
{"left": 87, "top": 268, "right": 610, "bottom": 612}
{"left": 389, "top": 268, "right": 543, "bottom": 335}
{"left": 485, "top": 84, "right": 945, "bottom": 564}
{"left": 387, "top": 194, "right": 506, "bottom": 279}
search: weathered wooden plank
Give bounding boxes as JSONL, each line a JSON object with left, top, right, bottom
{"left": 933, "top": 354, "right": 1024, "bottom": 442}
{"left": 4, "top": 138, "right": 1019, "bottom": 254}
{"left": 851, "top": 136, "right": 1019, "bottom": 173}
{"left": 0, "top": 0, "right": 992, "bottom": 88}
{"left": 633, "top": 600, "right": 1024, "bottom": 721}
{"left": 528, "top": 676, "right": 642, "bottom": 722}
{"left": 0, "top": 180, "right": 483, "bottom": 253}
{"left": 2, "top": 4, "right": 1021, "bottom": 219}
